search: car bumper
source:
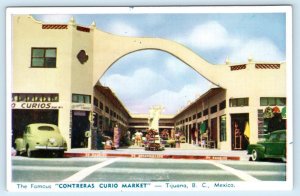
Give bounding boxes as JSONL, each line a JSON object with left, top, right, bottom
{"left": 35, "top": 146, "right": 66, "bottom": 150}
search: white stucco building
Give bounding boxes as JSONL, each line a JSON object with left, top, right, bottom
{"left": 11, "top": 15, "right": 287, "bottom": 151}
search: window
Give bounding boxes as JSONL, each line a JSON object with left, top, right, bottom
{"left": 38, "top": 126, "right": 55, "bottom": 131}
{"left": 279, "top": 133, "right": 286, "bottom": 142}
{"left": 93, "top": 97, "right": 99, "bottom": 107}
{"left": 197, "top": 112, "right": 202, "bottom": 118}
{"left": 31, "top": 48, "right": 57, "bottom": 68}
{"left": 210, "top": 105, "right": 218, "bottom": 114}
{"left": 72, "top": 94, "right": 91, "bottom": 103}
{"left": 203, "top": 109, "right": 208, "bottom": 116}
{"left": 260, "top": 97, "right": 286, "bottom": 106}
{"left": 219, "top": 100, "right": 226, "bottom": 110}
{"left": 105, "top": 106, "right": 109, "bottom": 114}
{"left": 193, "top": 114, "right": 196, "bottom": 120}
{"left": 229, "top": 98, "right": 249, "bottom": 107}
{"left": 268, "top": 134, "right": 278, "bottom": 142}
{"left": 100, "top": 102, "right": 104, "bottom": 110}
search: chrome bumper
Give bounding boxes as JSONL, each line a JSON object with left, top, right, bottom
{"left": 35, "top": 146, "right": 66, "bottom": 150}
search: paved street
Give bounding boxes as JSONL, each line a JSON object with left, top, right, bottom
{"left": 11, "top": 156, "right": 286, "bottom": 182}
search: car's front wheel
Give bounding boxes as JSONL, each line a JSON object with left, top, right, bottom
{"left": 251, "top": 149, "right": 261, "bottom": 161}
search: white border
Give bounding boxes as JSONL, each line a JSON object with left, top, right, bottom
{"left": 6, "top": 6, "right": 293, "bottom": 192}
{"left": 6, "top": 6, "right": 292, "bottom": 15}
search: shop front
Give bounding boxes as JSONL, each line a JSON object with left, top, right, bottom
{"left": 11, "top": 93, "right": 61, "bottom": 147}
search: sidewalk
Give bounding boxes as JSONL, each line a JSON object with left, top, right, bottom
{"left": 65, "top": 144, "right": 249, "bottom": 161}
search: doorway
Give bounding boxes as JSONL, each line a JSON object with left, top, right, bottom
{"left": 231, "top": 113, "right": 249, "bottom": 150}
{"left": 71, "top": 110, "right": 90, "bottom": 148}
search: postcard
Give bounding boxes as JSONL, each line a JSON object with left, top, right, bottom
{"left": 6, "top": 6, "right": 292, "bottom": 192}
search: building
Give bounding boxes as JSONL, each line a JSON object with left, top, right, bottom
{"left": 11, "top": 15, "right": 287, "bottom": 151}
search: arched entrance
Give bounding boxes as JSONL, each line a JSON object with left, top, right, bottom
{"left": 92, "top": 28, "right": 228, "bottom": 87}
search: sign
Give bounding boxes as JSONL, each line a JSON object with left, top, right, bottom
{"left": 11, "top": 102, "right": 62, "bottom": 110}
{"left": 71, "top": 103, "right": 92, "bottom": 111}
{"left": 74, "top": 111, "right": 86, "bottom": 116}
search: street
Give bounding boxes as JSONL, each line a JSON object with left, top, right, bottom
{"left": 11, "top": 156, "right": 286, "bottom": 182}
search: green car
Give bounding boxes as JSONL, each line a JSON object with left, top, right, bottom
{"left": 15, "top": 123, "right": 67, "bottom": 158}
{"left": 247, "top": 130, "right": 286, "bottom": 162}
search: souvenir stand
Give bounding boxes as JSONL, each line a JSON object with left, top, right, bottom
{"left": 144, "top": 129, "right": 164, "bottom": 151}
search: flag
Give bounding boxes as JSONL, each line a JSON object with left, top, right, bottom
{"left": 244, "top": 122, "right": 250, "bottom": 142}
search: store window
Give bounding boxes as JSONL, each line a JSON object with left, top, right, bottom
{"left": 260, "top": 97, "right": 286, "bottom": 106}
{"left": 229, "top": 98, "right": 249, "bottom": 107}
{"left": 72, "top": 94, "right": 91, "bottom": 103}
{"left": 31, "top": 48, "right": 57, "bottom": 68}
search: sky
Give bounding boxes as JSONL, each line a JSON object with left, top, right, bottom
{"left": 33, "top": 12, "right": 286, "bottom": 115}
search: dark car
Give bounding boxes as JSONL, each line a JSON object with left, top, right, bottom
{"left": 247, "top": 130, "right": 286, "bottom": 162}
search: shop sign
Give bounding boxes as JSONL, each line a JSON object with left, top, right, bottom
{"left": 71, "top": 103, "right": 92, "bottom": 111}
{"left": 11, "top": 102, "right": 63, "bottom": 109}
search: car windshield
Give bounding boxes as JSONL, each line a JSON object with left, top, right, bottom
{"left": 38, "top": 126, "right": 55, "bottom": 131}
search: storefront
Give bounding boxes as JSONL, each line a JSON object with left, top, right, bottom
{"left": 11, "top": 93, "right": 61, "bottom": 147}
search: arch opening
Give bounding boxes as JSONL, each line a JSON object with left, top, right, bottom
{"left": 97, "top": 49, "right": 216, "bottom": 115}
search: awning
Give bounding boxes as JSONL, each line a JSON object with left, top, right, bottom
{"left": 200, "top": 122, "right": 207, "bottom": 134}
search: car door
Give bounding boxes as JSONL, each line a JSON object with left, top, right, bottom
{"left": 264, "top": 133, "right": 278, "bottom": 156}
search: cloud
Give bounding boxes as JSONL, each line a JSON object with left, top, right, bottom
{"left": 100, "top": 68, "right": 170, "bottom": 101}
{"left": 228, "top": 38, "right": 285, "bottom": 63}
{"left": 34, "top": 15, "right": 72, "bottom": 23}
{"left": 129, "top": 83, "right": 211, "bottom": 114}
{"left": 106, "top": 21, "right": 140, "bottom": 36}
{"left": 165, "top": 57, "right": 189, "bottom": 75}
{"left": 186, "top": 21, "right": 238, "bottom": 50}
{"left": 183, "top": 21, "right": 284, "bottom": 63}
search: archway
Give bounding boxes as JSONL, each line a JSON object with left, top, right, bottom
{"left": 92, "top": 28, "right": 228, "bottom": 88}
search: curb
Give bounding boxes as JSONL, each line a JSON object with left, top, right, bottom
{"left": 64, "top": 152, "right": 241, "bottom": 161}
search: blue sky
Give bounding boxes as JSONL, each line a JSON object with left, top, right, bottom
{"left": 33, "top": 12, "right": 286, "bottom": 114}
